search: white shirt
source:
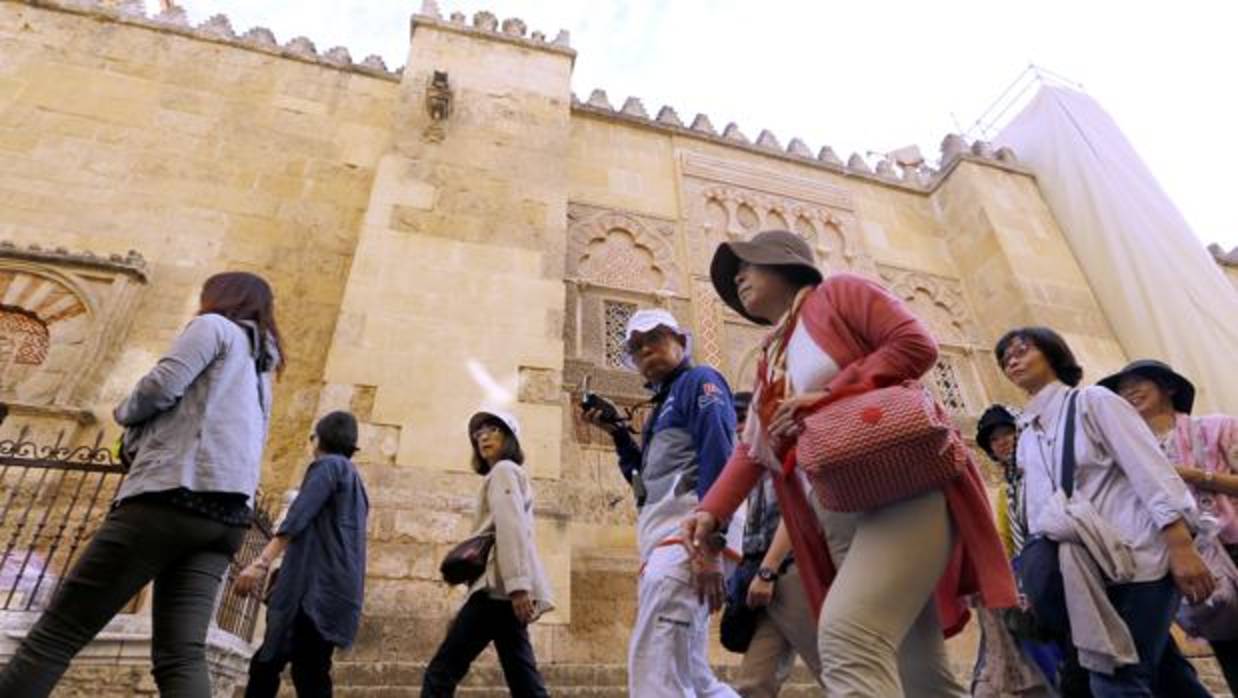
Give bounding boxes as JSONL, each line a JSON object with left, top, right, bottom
{"left": 786, "top": 322, "right": 840, "bottom": 396}
{"left": 1016, "top": 382, "right": 1197, "bottom": 581}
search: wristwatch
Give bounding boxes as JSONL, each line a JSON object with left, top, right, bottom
{"left": 757, "top": 566, "right": 779, "bottom": 582}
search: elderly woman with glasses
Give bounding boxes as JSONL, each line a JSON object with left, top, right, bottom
{"left": 420, "top": 410, "right": 554, "bottom": 698}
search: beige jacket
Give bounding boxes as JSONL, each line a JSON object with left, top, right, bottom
{"left": 467, "top": 460, "right": 555, "bottom": 620}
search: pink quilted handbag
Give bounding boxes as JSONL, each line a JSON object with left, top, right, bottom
{"left": 796, "top": 380, "right": 964, "bottom": 512}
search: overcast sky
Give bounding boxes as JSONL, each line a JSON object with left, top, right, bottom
{"left": 161, "top": 1, "right": 1238, "bottom": 251}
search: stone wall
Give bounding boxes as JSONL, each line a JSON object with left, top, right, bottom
{"left": 0, "top": 0, "right": 396, "bottom": 488}
{"left": 4, "top": 0, "right": 1230, "bottom": 692}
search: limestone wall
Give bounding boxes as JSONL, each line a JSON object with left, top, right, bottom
{"left": 0, "top": 0, "right": 397, "bottom": 487}
{"left": 0, "top": 0, "right": 1188, "bottom": 687}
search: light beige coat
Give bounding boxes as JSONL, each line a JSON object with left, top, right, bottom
{"left": 467, "top": 460, "right": 554, "bottom": 621}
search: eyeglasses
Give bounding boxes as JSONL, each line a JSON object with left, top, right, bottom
{"left": 471, "top": 424, "right": 502, "bottom": 442}
{"left": 1001, "top": 340, "right": 1033, "bottom": 369}
{"left": 625, "top": 327, "right": 674, "bottom": 356}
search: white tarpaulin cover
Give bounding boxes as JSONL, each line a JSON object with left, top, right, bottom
{"left": 997, "top": 86, "right": 1238, "bottom": 414}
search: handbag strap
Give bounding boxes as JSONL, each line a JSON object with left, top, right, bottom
{"left": 1060, "top": 391, "right": 1080, "bottom": 497}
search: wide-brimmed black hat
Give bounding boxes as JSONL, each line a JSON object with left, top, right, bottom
{"left": 975, "top": 405, "right": 1017, "bottom": 458}
{"left": 1098, "top": 360, "right": 1196, "bottom": 414}
{"left": 710, "top": 230, "right": 823, "bottom": 325}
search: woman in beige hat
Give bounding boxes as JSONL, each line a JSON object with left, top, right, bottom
{"left": 683, "top": 230, "right": 1016, "bottom": 697}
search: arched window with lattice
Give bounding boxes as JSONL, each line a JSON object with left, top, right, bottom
{"left": 0, "top": 305, "right": 50, "bottom": 367}
{"left": 0, "top": 247, "right": 146, "bottom": 409}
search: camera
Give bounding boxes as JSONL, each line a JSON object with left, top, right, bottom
{"left": 580, "top": 375, "right": 626, "bottom": 428}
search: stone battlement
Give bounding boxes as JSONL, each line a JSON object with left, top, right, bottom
{"left": 12, "top": 0, "right": 402, "bottom": 79}
{"left": 572, "top": 88, "right": 1029, "bottom": 193}
{"left": 413, "top": 0, "right": 573, "bottom": 56}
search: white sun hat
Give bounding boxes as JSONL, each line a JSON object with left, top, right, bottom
{"left": 467, "top": 409, "right": 521, "bottom": 441}
{"left": 620, "top": 308, "right": 693, "bottom": 371}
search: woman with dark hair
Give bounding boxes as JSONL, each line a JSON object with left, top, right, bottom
{"left": 683, "top": 230, "right": 1016, "bottom": 697}
{"left": 237, "top": 410, "right": 369, "bottom": 698}
{"left": 422, "top": 410, "right": 553, "bottom": 698}
{"left": 995, "top": 327, "right": 1214, "bottom": 697}
{"left": 0, "top": 271, "right": 283, "bottom": 697}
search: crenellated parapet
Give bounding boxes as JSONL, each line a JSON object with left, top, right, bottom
{"left": 412, "top": 0, "right": 573, "bottom": 58}
{"left": 571, "top": 88, "right": 1032, "bottom": 193}
{"left": 17, "top": 0, "right": 402, "bottom": 79}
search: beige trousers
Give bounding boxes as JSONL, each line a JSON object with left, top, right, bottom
{"left": 816, "top": 489, "right": 967, "bottom": 698}
{"left": 734, "top": 564, "right": 824, "bottom": 698}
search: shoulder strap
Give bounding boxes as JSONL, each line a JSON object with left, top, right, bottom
{"left": 1060, "top": 390, "right": 1080, "bottom": 497}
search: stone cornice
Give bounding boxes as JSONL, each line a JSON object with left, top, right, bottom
{"left": 0, "top": 240, "right": 148, "bottom": 282}
{"left": 10, "top": 0, "right": 401, "bottom": 81}
{"left": 1209, "top": 243, "right": 1238, "bottom": 268}
{"left": 572, "top": 98, "right": 1036, "bottom": 195}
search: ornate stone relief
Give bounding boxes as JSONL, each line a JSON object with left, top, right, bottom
{"left": 877, "top": 265, "right": 980, "bottom": 347}
{"left": 689, "top": 280, "right": 725, "bottom": 370}
{"left": 876, "top": 264, "right": 991, "bottom": 417}
{"left": 700, "top": 185, "right": 862, "bottom": 274}
{"left": 566, "top": 204, "right": 681, "bottom": 295}
{"left": 677, "top": 152, "right": 871, "bottom": 278}
{"left": 0, "top": 243, "right": 146, "bottom": 412}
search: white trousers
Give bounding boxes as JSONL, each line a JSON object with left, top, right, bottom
{"left": 628, "top": 547, "right": 739, "bottom": 698}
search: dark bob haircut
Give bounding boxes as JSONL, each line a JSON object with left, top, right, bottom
{"left": 315, "top": 410, "right": 359, "bottom": 457}
{"left": 470, "top": 418, "right": 525, "bottom": 476}
{"left": 994, "top": 326, "right": 1084, "bottom": 387}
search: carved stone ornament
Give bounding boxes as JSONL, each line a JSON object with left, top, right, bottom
{"left": 877, "top": 265, "right": 980, "bottom": 347}
{"left": 566, "top": 205, "right": 681, "bottom": 295}
{"left": 678, "top": 152, "right": 867, "bottom": 278}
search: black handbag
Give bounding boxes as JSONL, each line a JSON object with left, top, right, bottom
{"left": 1016, "top": 390, "right": 1079, "bottom": 638}
{"left": 439, "top": 531, "right": 495, "bottom": 586}
{"left": 720, "top": 557, "right": 761, "bottom": 653}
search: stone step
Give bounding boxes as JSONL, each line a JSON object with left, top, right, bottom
{"left": 325, "top": 661, "right": 823, "bottom": 695}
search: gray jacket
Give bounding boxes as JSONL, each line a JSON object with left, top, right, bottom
{"left": 114, "top": 313, "right": 276, "bottom": 505}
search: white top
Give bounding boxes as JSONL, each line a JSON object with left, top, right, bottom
{"left": 1016, "top": 382, "right": 1198, "bottom": 582}
{"left": 786, "top": 323, "right": 841, "bottom": 396}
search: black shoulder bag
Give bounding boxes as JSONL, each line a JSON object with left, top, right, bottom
{"left": 439, "top": 531, "right": 496, "bottom": 586}
{"left": 1010, "top": 390, "right": 1079, "bottom": 640}
{"left": 720, "top": 557, "right": 761, "bottom": 653}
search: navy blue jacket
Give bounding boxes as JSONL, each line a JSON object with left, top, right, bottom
{"left": 258, "top": 454, "right": 368, "bottom": 658}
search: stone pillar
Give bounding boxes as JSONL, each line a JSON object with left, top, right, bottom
{"left": 931, "top": 159, "right": 1129, "bottom": 398}
{"left": 314, "top": 10, "right": 576, "bottom": 661}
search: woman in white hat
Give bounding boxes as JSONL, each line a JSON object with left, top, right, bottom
{"left": 421, "top": 410, "right": 554, "bottom": 698}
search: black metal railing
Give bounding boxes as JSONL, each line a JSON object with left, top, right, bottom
{"left": 0, "top": 428, "right": 126, "bottom": 612}
{"left": 0, "top": 425, "right": 274, "bottom": 642}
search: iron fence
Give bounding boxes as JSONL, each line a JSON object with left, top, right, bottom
{"left": 215, "top": 494, "right": 274, "bottom": 642}
{"left": 0, "top": 425, "right": 273, "bottom": 642}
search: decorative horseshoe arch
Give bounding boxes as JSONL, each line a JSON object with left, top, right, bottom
{"left": 567, "top": 210, "right": 682, "bottom": 295}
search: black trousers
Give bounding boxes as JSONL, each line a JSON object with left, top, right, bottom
{"left": 421, "top": 592, "right": 548, "bottom": 698}
{"left": 244, "top": 610, "right": 336, "bottom": 698}
{"left": 0, "top": 499, "right": 245, "bottom": 698}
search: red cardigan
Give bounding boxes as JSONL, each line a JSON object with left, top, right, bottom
{"left": 700, "top": 273, "right": 1017, "bottom": 636}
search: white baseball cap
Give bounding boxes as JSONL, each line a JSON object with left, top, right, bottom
{"left": 621, "top": 308, "right": 693, "bottom": 371}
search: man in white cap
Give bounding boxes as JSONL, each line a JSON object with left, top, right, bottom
{"left": 583, "top": 308, "right": 739, "bottom": 697}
